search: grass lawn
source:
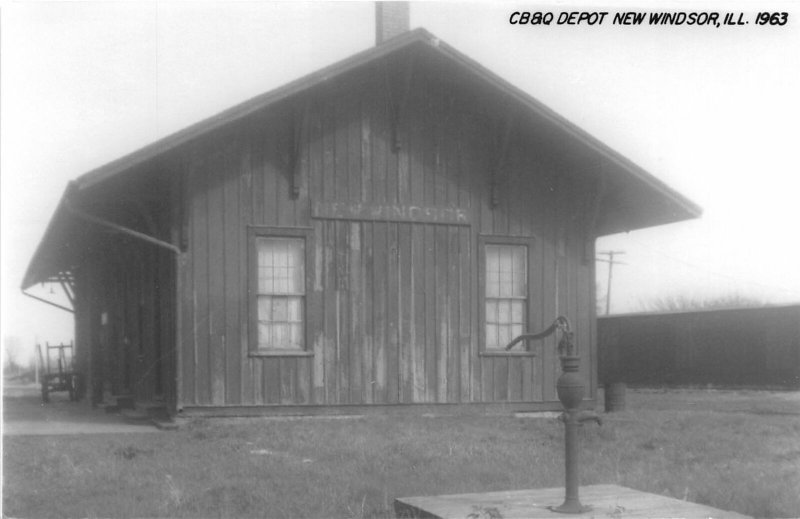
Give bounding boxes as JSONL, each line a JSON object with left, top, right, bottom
{"left": 3, "top": 389, "right": 799, "bottom": 518}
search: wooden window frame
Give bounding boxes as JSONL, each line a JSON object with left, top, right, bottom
{"left": 478, "top": 235, "right": 538, "bottom": 357}
{"left": 248, "top": 226, "right": 314, "bottom": 357}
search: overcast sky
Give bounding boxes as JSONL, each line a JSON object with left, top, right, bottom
{"left": 2, "top": 1, "right": 799, "bottom": 363}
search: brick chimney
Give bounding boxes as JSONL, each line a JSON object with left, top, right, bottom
{"left": 375, "top": 2, "right": 410, "bottom": 45}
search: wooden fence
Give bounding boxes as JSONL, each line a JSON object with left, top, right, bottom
{"left": 598, "top": 305, "right": 800, "bottom": 388}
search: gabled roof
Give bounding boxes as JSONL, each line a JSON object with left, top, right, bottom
{"left": 23, "top": 28, "right": 701, "bottom": 288}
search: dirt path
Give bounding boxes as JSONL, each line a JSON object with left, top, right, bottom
{"left": 2, "top": 384, "right": 160, "bottom": 436}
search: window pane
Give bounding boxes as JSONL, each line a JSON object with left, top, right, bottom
{"left": 486, "top": 246, "right": 500, "bottom": 297}
{"left": 511, "top": 324, "right": 524, "bottom": 341}
{"left": 498, "top": 325, "right": 511, "bottom": 347}
{"left": 256, "top": 236, "right": 305, "bottom": 349}
{"left": 484, "top": 243, "right": 528, "bottom": 350}
{"left": 274, "top": 272, "right": 288, "bottom": 294}
{"left": 511, "top": 300, "right": 524, "bottom": 323}
{"left": 272, "top": 298, "right": 287, "bottom": 321}
{"left": 500, "top": 246, "right": 512, "bottom": 275}
{"left": 257, "top": 296, "right": 271, "bottom": 322}
{"left": 499, "top": 272, "right": 513, "bottom": 297}
{"left": 274, "top": 323, "right": 288, "bottom": 345}
{"left": 257, "top": 238, "right": 304, "bottom": 295}
{"left": 486, "top": 301, "right": 498, "bottom": 324}
{"left": 486, "top": 324, "right": 498, "bottom": 349}
{"left": 289, "top": 324, "right": 303, "bottom": 350}
{"left": 498, "top": 300, "right": 511, "bottom": 323}
{"left": 258, "top": 322, "right": 272, "bottom": 347}
{"left": 287, "top": 297, "right": 302, "bottom": 322}
{"left": 512, "top": 247, "right": 526, "bottom": 296}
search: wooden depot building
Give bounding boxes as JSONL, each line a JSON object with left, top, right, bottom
{"left": 22, "top": 6, "right": 700, "bottom": 417}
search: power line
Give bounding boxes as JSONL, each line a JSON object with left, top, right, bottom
{"left": 596, "top": 250, "right": 626, "bottom": 315}
{"left": 623, "top": 236, "right": 800, "bottom": 299}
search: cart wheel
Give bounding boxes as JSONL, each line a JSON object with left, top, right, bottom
{"left": 41, "top": 383, "right": 49, "bottom": 404}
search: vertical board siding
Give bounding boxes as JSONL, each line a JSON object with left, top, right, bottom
{"left": 179, "top": 69, "right": 597, "bottom": 410}
{"left": 192, "top": 155, "right": 210, "bottom": 405}
{"left": 208, "top": 149, "right": 227, "bottom": 406}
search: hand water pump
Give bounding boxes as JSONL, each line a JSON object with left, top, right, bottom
{"left": 505, "top": 316, "right": 602, "bottom": 514}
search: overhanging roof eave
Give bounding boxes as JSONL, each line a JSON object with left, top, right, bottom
{"left": 429, "top": 37, "right": 702, "bottom": 225}
{"left": 21, "top": 191, "right": 72, "bottom": 289}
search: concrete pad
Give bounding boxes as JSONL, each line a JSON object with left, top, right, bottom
{"left": 395, "top": 484, "right": 750, "bottom": 518}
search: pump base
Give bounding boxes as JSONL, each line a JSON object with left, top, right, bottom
{"left": 549, "top": 502, "right": 592, "bottom": 514}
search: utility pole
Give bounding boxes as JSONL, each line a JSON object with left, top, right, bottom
{"left": 597, "top": 251, "right": 626, "bottom": 315}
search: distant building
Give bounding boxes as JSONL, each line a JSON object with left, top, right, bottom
{"left": 23, "top": 6, "right": 700, "bottom": 416}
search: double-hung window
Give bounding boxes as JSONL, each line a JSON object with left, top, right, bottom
{"left": 251, "top": 228, "right": 311, "bottom": 354}
{"left": 480, "top": 237, "right": 532, "bottom": 353}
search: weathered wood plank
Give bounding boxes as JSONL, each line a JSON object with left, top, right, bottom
{"left": 541, "top": 225, "right": 558, "bottom": 401}
{"left": 296, "top": 356, "right": 309, "bottom": 405}
{"left": 311, "top": 218, "right": 326, "bottom": 405}
{"left": 334, "top": 97, "right": 350, "bottom": 203}
{"left": 494, "top": 356, "right": 509, "bottom": 402}
{"left": 192, "top": 160, "right": 210, "bottom": 405}
{"left": 469, "top": 227, "right": 481, "bottom": 403}
{"left": 207, "top": 150, "right": 227, "bottom": 406}
{"left": 295, "top": 105, "right": 311, "bottom": 226}
{"left": 362, "top": 221, "right": 375, "bottom": 404}
{"left": 262, "top": 128, "right": 280, "bottom": 226}
{"left": 587, "top": 239, "right": 597, "bottom": 400}
{"left": 522, "top": 355, "right": 534, "bottom": 402}
{"left": 385, "top": 100, "right": 399, "bottom": 207}
{"left": 386, "top": 222, "right": 400, "bottom": 404}
{"left": 322, "top": 99, "right": 336, "bottom": 203}
{"left": 280, "top": 357, "right": 296, "bottom": 404}
{"left": 360, "top": 95, "right": 372, "bottom": 204}
{"left": 264, "top": 357, "right": 281, "bottom": 404}
{"left": 278, "top": 124, "right": 297, "bottom": 227}
{"left": 142, "top": 246, "right": 155, "bottom": 401}
{"left": 248, "top": 133, "right": 263, "bottom": 404}
{"left": 223, "top": 149, "right": 241, "bottom": 405}
{"left": 335, "top": 220, "right": 349, "bottom": 404}
{"left": 399, "top": 222, "right": 413, "bottom": 403}
{"left": 435, "top": 225, "right": 448, "bottom": 403}
{"left": 309, "top": 99, "right": 324, "bottom": 206}
{"left": 421, "top": 97, "right": 436, "bottom": 209}
{"left": 509, "top": 357, "right": 523, "bottom": 402}
{"left": 372, "top": 90, "right": 388, "bottom": 205}
{"left": 180, "top": 159, "right": 197, "bottom": 406}
{"left": 409, "top": 93, "right": 425, "bottom": 207}
{"left": 349, "top": 222, "right": 363, "bottom": 405}
{"left": 578, "top": 257, "right": 592, "bottom": 398}
{"left": 423, "top": 225, "right": 436, "bottom": 403}
{"left": 252, "top": 150, "right": 266, "bottom": 404}
{"left": 372, "top": 221, "right": 388, "bottom": 403}
{"left": 238, "top": 142, "right": 253, "bottom": 405}
{"left": 447, "top": 226, "right": 460, "bottom": 402}
{"left": 411, "top": 224, "right": 426, "bottom": 403}
{"left": 323, "top": 220, "right": 337, "bottom": 404}
{"left": 348, "top": 97, "right": 362, "bottom": 204}
{"left": 397, "top": 134, "right": 410, "bottom": 206}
